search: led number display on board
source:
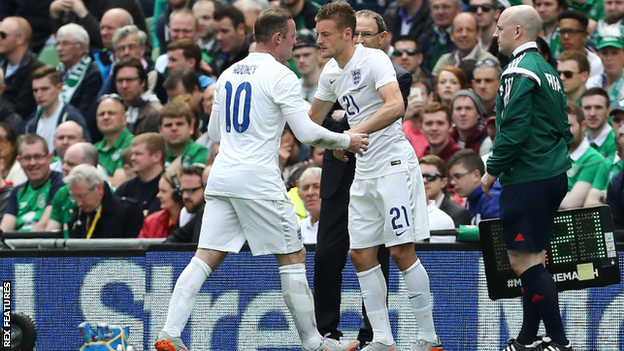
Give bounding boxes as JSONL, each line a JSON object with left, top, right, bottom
{"left": 479, "top": 206, "right": 621, "bottom": 300}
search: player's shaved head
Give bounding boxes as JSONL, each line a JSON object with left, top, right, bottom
{"left": 503, "top": 5, "right": 542, "bottom": 40}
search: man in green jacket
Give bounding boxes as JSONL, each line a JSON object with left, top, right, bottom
{"left": 481, "top": 5, "right": 574, "bottom": 351}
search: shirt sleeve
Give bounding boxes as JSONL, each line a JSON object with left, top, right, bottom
{"left": 48, "top": 172, "right": 66, "bottom": 206}
{"left": 313, "top": 65, "right": 337, "bottom": 103}
{"left": 487, "top": 75, "right": 535, "bottom": 176}
{"left": 4, "top": 186, "right": 20, "bottom": 216}
{"left": 49, "top": 188, "right": 65, "bottom": 223}
{"left": 371, "top": 51, "right": 397, "bottom": 90}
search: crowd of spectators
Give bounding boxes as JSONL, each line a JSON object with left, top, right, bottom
{"left": 0, "top": 0, "right": 622, "bottom": 242}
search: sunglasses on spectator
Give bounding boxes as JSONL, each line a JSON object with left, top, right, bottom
{"left": 393, "top": 49, "right": 419, "bottom": 57}
{"left": 613, "top": 116, "right": 623, "bottom": 124}
{"left": 98, "top": 93, "right": 123, "bottom": 103}
{"left": 423, "top": 173, "right": 444, "bottom": 182}
{"left": 475, "top": 59, "right": 498, "bottom": 68}
{"left": 467, "top": 4, "right": 494, "bottom": 12}
{"left": 0, "top": 31, "right": 19, "bottom": 39}
{"left": 557, "top": 70, "right": 578, "bottom": 79}
{"left": 559, "top": 29, "right": 586, "bottom": 36}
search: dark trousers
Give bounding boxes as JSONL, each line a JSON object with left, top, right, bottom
{"left": 314, "top": 156, "right": 390, "bottom": 343}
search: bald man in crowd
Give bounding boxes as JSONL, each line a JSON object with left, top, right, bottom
{"left": 0, "top": 16, "right": 43, "bottom": 119}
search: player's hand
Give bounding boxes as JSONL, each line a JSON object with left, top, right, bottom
{"left": 481, "top": 172, "right": 498, "bottom": 199}
{"left": 333, "top": 149, "right": 348, "bottom": 162}
{"left": 344, "top": 130, "right": 369, "bottom": 156}
{"left": 331, "top": 109, "right": 346, "bottom": 122}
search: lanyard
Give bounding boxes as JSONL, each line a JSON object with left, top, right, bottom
{"left": 85, "top": 206, "right": 103, "bottom": 239}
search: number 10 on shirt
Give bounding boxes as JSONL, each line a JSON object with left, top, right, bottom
{"left": 225, "top": 81, "right": 252, "bottom": 133}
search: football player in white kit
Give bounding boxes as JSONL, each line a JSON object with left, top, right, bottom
{"left": 308, "top": 2, "right": 443, "bottom": 351}
{"left": 154, "top": 8, "right": 368, "bottom": 351}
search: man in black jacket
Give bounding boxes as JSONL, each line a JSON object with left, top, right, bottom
{"left": 66, "top": 164, "right": 143, "bottom": 238}
{"left": 165, "top": 164, "right": 206, "bottom": 243}
{"left": 0, "top": 17, "right": 43, "bottom": 119}
{"left": 313, "top": 10, "right": 412, "bottom": 347}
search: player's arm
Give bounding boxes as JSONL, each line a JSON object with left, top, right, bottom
{"left": 560, "top": 181, "right": 592, "bottom": 209}
{"left": 286, "top": 110, "right": 367, "bottom": 152}
{"left": 309, "top": 98, "right": 336, "bottom": 125}
{"left": 348, "top": 82, "right": 405, "bottom": 134}
{"left": 486, "top": 73, "right": 535, "bottom": 177}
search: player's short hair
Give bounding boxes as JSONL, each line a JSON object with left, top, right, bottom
{"left": 315, "top": 1, "right": 356, "bottom": 34}
{"left": 167, "top": 39, "right": 203, "bottom": 71}
{"left": 113, "top": 57, "right": 148, "bottom": 89}
{"left": 355, "top": 10, "right": 387, "bottom": 32}
{"left": 160, "top": 100, "right": 194, "bottom": 126}
{"left": 214, "top": 5, "right": 246, "bottom": 30}
{"left": 163, "top": 67, "right": 201, "bottom": 93}
{"left": 131, "top": 133, "right": 167, "bottom": 166}
{"left": 581, "top": 87, "right": 610, "bottom": 108}
{"left": 30, "top": 65, "right": 61, "bottom": 85}
{"left": 421, "top": 101, "right": 452, "bottom": 124}
{"left": 254, "top": 8, "right": 293, "bottom": 44}
{"left": 412, "top": 75, "right": 432, "bottom": 96}
{"left": 447, "top": 149, "right": 485, "bottom": 177}
{"left": 17, "top": 134, "right": 49, "bottom": 156}
{"left": 558, "top": 49, "right": 590, "bottom": 73}
{"left": 566, "top": 101, "right": 585, "bottom": 124}
{"left": 558, "top": 10, "right": 588, "bottom": 30}
{"left": 65, "top": 164, "right": 104, "bottom": 189}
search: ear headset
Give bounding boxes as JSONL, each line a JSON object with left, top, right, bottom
{"left": 170, "top": 172, "right": 183, "bottom": 204}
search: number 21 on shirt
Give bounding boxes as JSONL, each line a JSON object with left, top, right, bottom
{"left": 342, "top": 94, "right": 360, "bottom": 116}
{"left": 225, "top": 81, "right": 251, "bottom": 133}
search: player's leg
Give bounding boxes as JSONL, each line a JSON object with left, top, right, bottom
{"left": 349, "top": 178, "right": 396, "bottom": 349}
{"left": 236, "top": 196, "right": 359, "bottom": 351}
{"left": 500, "top": 173, "right": 570, "bottom": 350}
{"left": 383, "top": 166, "right": 441, "bottom": 351}
{"left": 156, "top": 196, "right": 246, "bottom": 351}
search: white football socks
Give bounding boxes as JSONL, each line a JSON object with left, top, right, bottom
{"left": 401, "top": 259, "right": 438, "bottom": 343}
{"left": 357, "top": 265, "right": 394, "bottom": 346}
{"left": 279, "top": 263, "right": 323, "bottom": 351}
{"left": 162, "top": 257, "right": 212, "bottom": 338}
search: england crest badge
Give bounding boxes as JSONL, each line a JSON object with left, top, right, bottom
{"left": 352, "top": 69, "right": 361, "bottom": 85}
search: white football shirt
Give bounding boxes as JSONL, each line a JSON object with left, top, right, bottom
{"left": 315, "top": 45, "right": 417, "bottom": 179}
{"left": 206, "top": 52, "right": 347, "bottom": 200}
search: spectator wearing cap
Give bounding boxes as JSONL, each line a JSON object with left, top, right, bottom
{"left": 561, "top": 102, "right": 604, "bottom": 209}
{"left": 471, "top": 59, "right": 501, "bottom": 117}
{"left": 431, "top": 12, "right": 499, "bottom": 76}
{"left": 557, "top": 50, "right": 590, "bottom": 105}
{"left": 585, "top": 121, "right": 624, "bottom": 207}
{"left": 293, "top": 29, "right": 321, "bottom": 104}
{"left": 450, "top": 89, "right": 492, "bottom": 157}
{"left": 586, "top": 25, "right": 624, "bottom": 106}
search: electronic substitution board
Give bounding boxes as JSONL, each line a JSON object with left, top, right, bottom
{"left": 479, "top": 206, "right": 620, "bottom": 300}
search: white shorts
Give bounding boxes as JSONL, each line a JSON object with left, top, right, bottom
{"left": 348, "top": 164, "right": 430, "bottom": 249}
{"left": 198, "top": 192, "right": 303, "bottom": 256}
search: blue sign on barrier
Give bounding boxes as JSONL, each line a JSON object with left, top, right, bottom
{"left": 1, "top": 251, "right": 623, "bottom": 350}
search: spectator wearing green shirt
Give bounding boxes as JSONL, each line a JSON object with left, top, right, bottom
{"left": 0, "top": 134, "right": 65, "bottom": 232}
{"left": 581, "top": 87, "right": 617, "bottom": 157}
{"left": 159, "top": 100, "right": 209, "bottom": 173}
{"left": 46, "top": 142, "right": 102, "bottom": 238}
{"left": 585, "top": 115, "right": 624, "bottom": 206}
{"left": 94, "top": 94, "right": 135, "bottom": 188}
{"left": 561, "top": 102, "right": 605, "bottom": 209}
{"left": 535, "top": 0, "right": 568, "bottom": 58}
